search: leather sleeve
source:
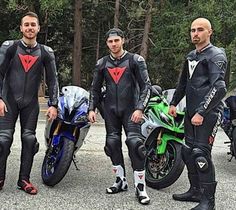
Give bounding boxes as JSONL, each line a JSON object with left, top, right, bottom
{"left": 196, "top": 52, "right": 227, "bottom": 116}
{"left": 42, "top": 45, "right": 59, "bottom": 107}
{"left": 133, "top": 54, "right": 151, "bottom": 111}
{"left": 0, "top": 40, "right": 15, "bottom": 98}
{"left": 88, "top": 57, "right": 105, "bottom": 111}
{"left": 170, "top": 61, "right": 188, "bottom": 107}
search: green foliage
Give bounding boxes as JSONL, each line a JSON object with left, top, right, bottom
{"left": 1, "top": 0, "right": 236, "bottom": 92}
{"left": 147, "top": 0, "right": 236, "bottom": 90}
{"left": 39, "top": 0, "right": 69, "bottom": 10}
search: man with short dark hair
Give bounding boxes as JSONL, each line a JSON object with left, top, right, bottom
{"left": 0, "top": 11, "right": 59, "bottom": 195}
{"left": 169, "top": 18, "right": 227, "bottom": 210}
{"left": 88, "top": 28, "right": 151, "bottom": 205}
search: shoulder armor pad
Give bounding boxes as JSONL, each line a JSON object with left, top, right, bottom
{"left": 96, "top": 57, "right": 103, "bottom": 65}
{"left": 43, "top": 45, "right": 54, "bottom": 53}
{"left": 186, "top": 50, "right": 196, "bottom": 60}
{"left": 133, "top": 54, "right": 145, "bottom": 62}
{"left": 1, "top": 40, "right": 15, "bottom": 49}
{"left": 219, "top": 47, "right": 225, "bottom": 53}
{"left": 206, "top": 46, "right": 225, "bottom": 60}
{"left": 210, "top": 47, "right": 227, "bottom": 61}
{"left": 96, "top": 56, "right": 108, "bottom": 67}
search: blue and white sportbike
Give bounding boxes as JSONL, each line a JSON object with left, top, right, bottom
{"left": 42, "top": 86, "right": 90, "bottom": 186}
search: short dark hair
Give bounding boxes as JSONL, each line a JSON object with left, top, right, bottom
{"left": 105, "top": 28, "right": 124, "bottom": 40}
{"left": 21, "top": 11, "right": 39, "bottom": 24}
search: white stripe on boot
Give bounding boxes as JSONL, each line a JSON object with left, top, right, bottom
{"left": 106, "top": 165, "right": 128, "bottom": 194}
{"left": 134, "top": 170, "right": 150, "bottom": 205}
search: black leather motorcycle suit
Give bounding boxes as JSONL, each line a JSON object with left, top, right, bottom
{"left": 89, "top": 51, "right": 151, "bottom": 171}
{"left": 170, "top": 44, "right": 227, "bottom": 182}
{"left": 0, "top": 40, "right": 59, "bottom": 181}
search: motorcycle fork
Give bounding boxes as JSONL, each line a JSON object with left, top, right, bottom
{"left": 53, "top": 122, "right": 80, "bottom": 170}
{"left": 47, "top": 122, "right": 62, "bottom": 146}
{"left": 72, "top": 126, "right": 80, "bottom": 170}
{"left": 45, "top": 122, "right": 63, "bottom": 161}
{"left": 155, "top": 129, "right": 163, "bottom": 154}
{"left": 73, "top": 126, "right": 79, "bottom": 138}
{"left": 157, "top": 129, "right": 163, "bottom": 145}
{"left": 48, "top": 122, "right": 62, "bottom": 148}
{"left": 53, "top": 121, "right": 62, "bottom": 135}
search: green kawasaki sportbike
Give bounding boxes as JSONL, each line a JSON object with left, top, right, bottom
{"left": 141, "top": 86, "right": 185, "bottom": 189}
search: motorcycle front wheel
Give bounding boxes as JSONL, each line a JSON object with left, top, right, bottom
{"left": 41, "top": 137, "right": 75, "bottom": 186}
{"left": 145, "top": 140, "right": 185, "bottom": 189}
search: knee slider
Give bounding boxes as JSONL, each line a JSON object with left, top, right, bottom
{"left": 104, "top": 133, "right": 121, "bottom": 157}
{"left": 137, "top": 143, "right": 146, "bottom": 160}
{"left": 104, "top": 145, "right": 112, "bottom": 157}
{"left": 126, "top": 136, "right": 146, "bottom": 160}
{"left": 22, "top": 129, "right": 39, "bottom": 155}
{"left": 0, "top": 129, "right": 14, "bottom": 157}
{"left": 192, "top": 148, "right": 210, "bottom": 172}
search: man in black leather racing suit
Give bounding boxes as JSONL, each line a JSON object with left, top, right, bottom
{"left": 169, "top": 18, "right": 227, "bottom": 210}
{"left": 0, "top": 12, "right": 59, "bottom": 195}
{"left": 88, "top": 28, "right": 151, "bottom": 205}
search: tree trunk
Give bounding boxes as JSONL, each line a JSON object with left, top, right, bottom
{"left": 140, "top": 0, "right": 154, "bottom": 60}
{"left": 228, "top": 45, "right": 236, "bottom": 89}
{"left": 96, "top": 23, "right": 100, "bottom": 61}
{"left": 72, "top": 0, "right": 83, "bottom": 86}
{"left": 114, "top": 0, "right": 120, "bottom": 28}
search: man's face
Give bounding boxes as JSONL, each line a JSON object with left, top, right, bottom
{"left": 20, "top": 16, "right": 40, "bottom": 40}
{"left": 106, "top": 36, "right": 124, "bottom": 54}
{"left": 190, "top": 19, "right": 212, "bottom": 46}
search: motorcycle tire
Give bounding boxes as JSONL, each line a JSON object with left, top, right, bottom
{"left": 231, "top": 127, "right": 236, "bottom": 157}
{"left": 145, "top": 140, "right": 185, "bottom": 190}
{"left": 41, "top": 137, "right": 75, "bottom": 186}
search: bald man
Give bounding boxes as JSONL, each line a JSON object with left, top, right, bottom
{"left": 169, "top": 18, "right": 227, "bottom": 210}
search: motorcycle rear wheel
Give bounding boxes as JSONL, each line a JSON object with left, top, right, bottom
{"left": 41, "top": 137, "right": 75, "bottom": 186}
{"left": 145, "top": 140, "right": 184, "bottom": 190}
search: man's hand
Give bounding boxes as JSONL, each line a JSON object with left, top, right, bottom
{"left": 191, "top": 113, "right": 204, "bottom": 126}
{"left": 168, "top": 105, "right": 177, "bottom": 117}
{"left": 0, "top": 99, "right": 8, "bottom": 117}
{"left": 88, "top": 110, "right": 96, "bottom": 123}
{"left": 131, "top": 110, "right": 143, "bottom": 123}
{"left": 46, "top": 106, "right": 58, "bottom": 121}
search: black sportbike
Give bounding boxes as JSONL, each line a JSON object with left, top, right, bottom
{"left": 221, "top": 95, "right": 236, "bottom": 161}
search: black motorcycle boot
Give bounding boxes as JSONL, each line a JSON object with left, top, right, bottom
{"left": 191, "top": 182, "right": 217, "bottom": 210}
{"left": 106, "top": 165, "right": 128, "bottom": 194}
{"left": 173, "top": 174, "right": 201, "bottom": 202}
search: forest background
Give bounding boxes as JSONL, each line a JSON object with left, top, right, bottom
{"left": 1, "top": 0, "right": 236, "bottom": 95}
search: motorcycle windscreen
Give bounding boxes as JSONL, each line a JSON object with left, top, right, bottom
{"left": 162, "top": 89, "right": 186, "bottom": 112}
{"left": 61, "top": 86, "right": 89, "bottom": 114}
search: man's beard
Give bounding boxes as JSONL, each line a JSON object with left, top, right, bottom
{"left": 192, "top": 37, "right": 200, "bottom": 44}
{"left": 23, "top": 31, "right": 37, "bottom": 40}
{"left": 111, "top": 47, "right": 121, "bottom": 54}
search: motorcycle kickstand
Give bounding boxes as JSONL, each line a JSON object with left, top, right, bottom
{"left": 227, "top": 153, "right": 233, "bottom": 162}
{"left": 72, "top": 155, "right": 80, "bottom": 170}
